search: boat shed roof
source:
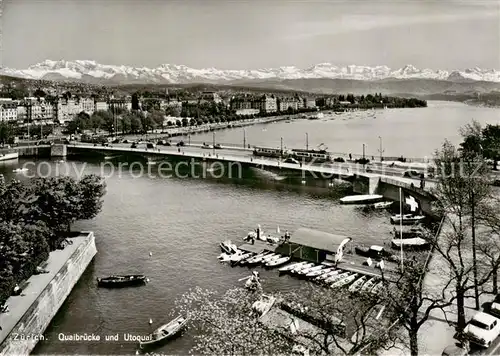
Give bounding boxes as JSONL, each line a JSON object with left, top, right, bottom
{"left": 289, "top": 228, "right": 350, "bottom": 253}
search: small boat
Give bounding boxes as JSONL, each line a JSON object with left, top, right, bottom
{"left": 218, "top": 253, "right": 231, "bottom": 263}
{"left": 220, "top": 240, "right": 238, "bottom": 254}
{"left": 391, "top": 238, "right": 430, "bottom": 250}
{"left": 139, "top": 315, "right": 188, "bottom": 349}
{"left": 371, "top": 281, "right": 385, "bottom": 295}
{"left": 0, "top": 152, "right": 19, "bottom": 162}
{"left": 298, "top": 265, "right": 323, "bottom": 275}
{"left": 261, "top": 253, "right": 279, "bottom": 263}
{"left": 324, "top": 272, "right": 350, "bottom": 284}
{"left": 390, "top": 214, "right": 425, "bottom": 225}
{"left": 279, "top": 261, "right": 306, "bottom": 273}
{"left": 340, "top": 194, "right": 383, "bottom": 204}
{"left": 246, "top": 252, "right": 272, "bottom": 265}
{"left": 230, "top": 252, "right": 253, "bottom": 264}
{"left": 306, "top": 267, "right": 334, "bottom": 278}
{"left": 97, "top": 275, "right": 147, "bottom": 288}
{"left": 361, "top": 278, "right": 379, "bottom": 293}
{"left": 331, "top": 273, "right": 357, "bottom": 289}
{"left": 348, "top": 276, "right": 368, "bottom": 293}
{"left": 355, "top": 245, "right": 395, "bottom": 260}
{"left": 315, "top": 269, "right": 340, "bottom": 282}
{"left": 12, "top": 168, "right": 28, "bottom": 173}
{"left": 291, "top": 262, "right": 314, "bottom": 274}
{"left": 391, "top": 226, "right": 425, "bottom": 239}
{"left": 373, "top": 201, "right": 393, "bottom": 209}
{"left": 266, "top": 256, "right": 291, "bottom": 267}
{"left": 241, "top": 252, "right": 266, "bottom": 265}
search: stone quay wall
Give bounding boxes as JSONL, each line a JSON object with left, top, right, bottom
{"left": 0, "top": 232, "right": 97, "bottom": 356}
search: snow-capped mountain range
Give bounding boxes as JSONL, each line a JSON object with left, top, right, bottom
{"left": 1, "top": 59, "right": 500, "bottom": 84}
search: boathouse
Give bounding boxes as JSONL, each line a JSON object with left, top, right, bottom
{"left": 276, "top": 228, "right": 352, "bottom": 264}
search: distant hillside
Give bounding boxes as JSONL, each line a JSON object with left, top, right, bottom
{"left": 233, "top": 78, "right": 500, "bottom": 96}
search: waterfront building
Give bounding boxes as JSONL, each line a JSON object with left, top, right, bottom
{"left": 316, "top": 97, "right": 335, "bottom": 108}
{"left": 304, "top": 98, "right": 317, "bottom": 109}
{"left": 277, "top": 97, "right": 298, "bottom": 112}
{"left": 56, "top": 97, "right": 83, "bottom": 123}
{"left": 230, "top": 96, "right": 253, "bottom": 110}
{"left": 108, "top": 97, "right": 132, "bottom": 111}
{"left": 0, "top": 99, "right": 18, "bottom": 122}
{"left": 253, "top": 94, "right": 277, "bottom": 113}
{"left": 24, "top": 97, "right": 55, "bottom": 123}
{"left": 94, "top": 100, "right": 109, "bottom": 112}
{"left": 80, "top": 97, "right": 95, "bottom": 114}
{"left": 199, "top": 91, "right": 222, "bottom": 104}
{"left": 276, "top": 227, "right": 351, "bottom": 264}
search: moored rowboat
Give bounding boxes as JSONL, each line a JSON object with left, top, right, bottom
{"left": 266, "top": 256, "right": 291, "bottom": 267}
{"left": 97, "top": 275, "right": 147, "bottom": 288}
{"left": 279, "top": 261, "right": 306, "bottom": 273}
{"left": 139, "top": 315, "right": 188, "bottom": 349}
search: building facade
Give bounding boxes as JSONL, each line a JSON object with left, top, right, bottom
{"left": 199, "top": 91, "right": 222, "bottom": 104}
{"left": 277, "top": 98, "right": 298, "bottom": 112}
{"left": 0, "top": 99, "right": 18, "bottom": 122}
{"left": 253, "top": 95, "right": 277, "bottom": 113}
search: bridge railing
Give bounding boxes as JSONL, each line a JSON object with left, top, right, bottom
{"left": 164, "top": 138, "right": 432, "bottom": 163}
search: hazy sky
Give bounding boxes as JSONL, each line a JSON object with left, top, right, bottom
{"left": 2, "top": 0, "right": 500, "bottom": 70}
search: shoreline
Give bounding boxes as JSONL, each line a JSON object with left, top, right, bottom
{"left": 0, "top": 232, "right": 96, "bottom": 356}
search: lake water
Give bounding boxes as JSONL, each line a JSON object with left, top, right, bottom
{"left": 186, "top": 101, "right": 500, "bottom": 159}
{"left": 1, "top": 101, "right": 498, "bottom": 355}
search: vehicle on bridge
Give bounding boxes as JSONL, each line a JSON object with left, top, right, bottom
{"left": 253, "top": 147, "right": 289, "bottom": 159}
{"left": 290, "top": 149, "right": 331, "bottom": 163}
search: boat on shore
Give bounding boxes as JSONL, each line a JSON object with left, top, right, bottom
{"left": 315, "top": 269, "right": 340, "bottom": 283}
{"left": 279, "top": 261, "right": 306, "bottom": 273}
{"left": 220, "top": 240, "right": 238, "bottom": 254}
{"left": 391, "top": 237, "right": 430, "bottom": 250}
{"left": 340, "top": 194, "right": 383, "bottom": 205}
{"left": 97, "top": 275, "right": 148, "bottom": 288}
{"left": 139, "top": 315, "right": 188, "bottom": 349}
{"left": 361, "top": 277, "right": 379, "bottom": 293}
{"left": 324, "top": 271, "right": 350, "bottom": 284}
{"left": 291, "top": 262, "right": 314, "bottom": 274}
{"left": 298, "top": 265, "right": 323, "bottom": 276}
{"left": 247, "top": 252, "right": 273, "bottom": 265}
{"left": 390, "top": 214, "right": 425, "bottom": 225}
{"left": 331, "top": 273, "right": 357, "bottom": 289}
{"left": 391, "top": 226, "right": 426, "bottom": 239}
{"left": 348, "top": 276, "right": 368, "bottom": 293}
{"left": 0, "top": 152, "right": 18, "bottom": 162}
{"left": 373, "top": 201, "right": 393, "bottom": 209}
{"left": 306, "top": 267, "right": 334, "bottom": 278}
{"left": 266, "top": 256, "right": 290, "bottom": 267}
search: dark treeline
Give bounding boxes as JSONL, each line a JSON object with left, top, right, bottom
{"left": 0, "top": 175, "right": 106, "bottom": 305}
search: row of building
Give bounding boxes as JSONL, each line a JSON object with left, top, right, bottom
{"left": 230, "top": 94, "right": 317, "bottom": 114}
{"left": 0, "top": 91, "right": 319, "bottom": 125}
{"left": 0, "top": 96, "right": 133, "bottom": 125}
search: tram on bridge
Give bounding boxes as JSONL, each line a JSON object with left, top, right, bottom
{"left": 252, "top": 146, "right": 331, "bottom": 163}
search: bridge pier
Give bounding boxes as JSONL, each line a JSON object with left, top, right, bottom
{"left": 352, "top": 175, "right": 380, "bottom": 195}
{"left": 50, "top": 144, "right": 67, "bottom": 158}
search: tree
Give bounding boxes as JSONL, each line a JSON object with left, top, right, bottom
{"left": 89, "top": 113, "right": 104, "bottom": 133}
{"left": 77, "top": 175, "right": 106, "bottom": 221}
{"left": 481, "top": 124, "right": 500, "bottom": 170}
{"left": 130, "top": 114, "right": 142, "bottom": 133}
{"left": 430, "top": 140, "right": 495, "bottom": 336}
{"left": 175, "top": 285, "right": 398, "bottom": 355}
{"left": 119, "top": 115, "right": 132, "bottom": 134}
{"left": 95, "top": 110, "right": 114, "bottom": 133}
{"left": 381, "top": 257, "right": 453, "bottom": 356}
{"left": 150, "top": 110, "right": 165, "bottom": 132}
{"left": 165, "top": 105, "right": 181, "bottom": 117}
{"left": 0, "top": 122, "right": 14, "bottom": 145}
